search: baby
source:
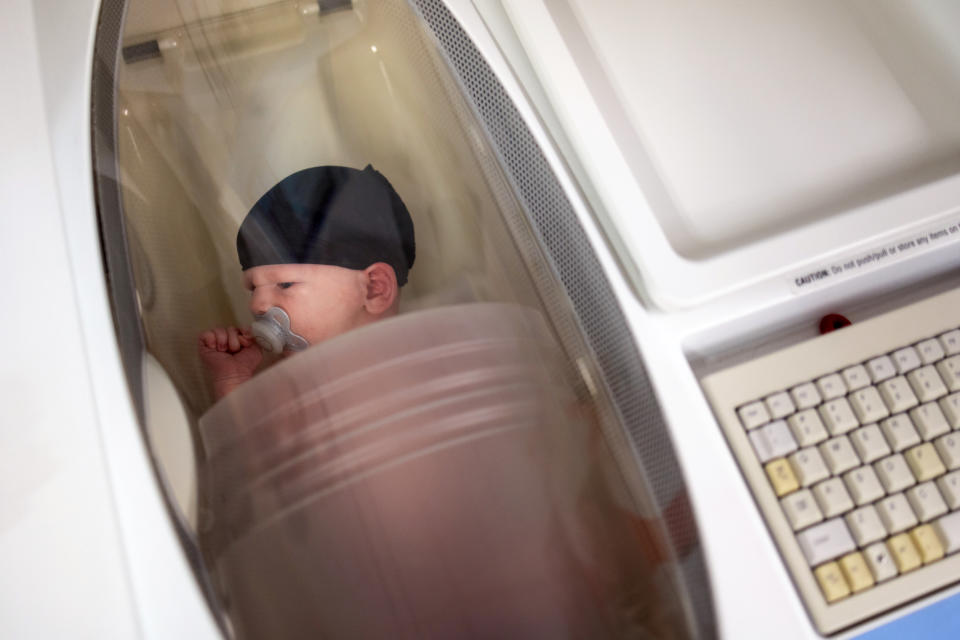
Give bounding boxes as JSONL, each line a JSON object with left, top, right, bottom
{"left": 199, "top": 165, "right": 416, "bottom": 399}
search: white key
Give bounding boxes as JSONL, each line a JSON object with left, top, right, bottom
{"left": 916, "top": 338, "right": 945, "bottom": 365}
{"left": 933, "top": 511, "right": 960, "bottom": 554}
{"left": 880, "top": 414, "right": 921, "bottom": 452}
{"left": 908, "top": 365, "right": 949, "bottom": 404}
{"left": 816, "top": 373, "right": 847, "bottom": 400}
{"left": 878, "top": 377, "right": 919, "bottom": 413}
{"left": 939, "top": 392, "right": 960, "bottom": 428}
{"left": 820, "top": 398, "right": 859, "bottom": 436}
{"left": 850, "top": 424, "right": 892, "bottom": 463}
{"left": 846, "top": 505, "right": 887, "bottom": 546}
{"left": 820, "top": 436, "right": 860, "bottom": 475}
{"left": 844, "top": 466, "right": 885, "bottom": 505}
{"left": 936, "top": 355, "right": 960, "bottom": 392}
{"left": 849, "top": 386, "right": 890, "bottom": 423}
{"left": 749, "top": 420, "right": 798, "bottom": 463}
{"left": 790, "top": 382, "right": 821, "bottom": 410}
{"left": 864, "top": 541, "right": 898, "bottom": 583}
{"left": 788, "top": 409, "right": 829, "bottom": 447}
{"left": 789, "top": 448, "right": 830, "bottom": 487}
{"left": 935, "top": 433, "right": 960, "bottom": 470}
{"left": 892, "top": 346, "right": 922, "bottom": 374}
{"left": 937, "top": 471, "right": 960, "bottom": 510}
{"left": 738, "top": 400, "right": 770, "bottom": 430}
{"left": 906, "top": 482, "right": 948, "bottom": 522}
{"left": 842, "top": 364, "right": 871, "bottom": 391}
{"left": 940, "top": 329, "right": 960, "bottom": 356}
{"left": 796, "top": 518, "right": 856, "bottom": 566}
{"left": 875, "top": 454, "right": 916, "bottom": 493}
{"left": 813, "top": 477, "right": 855, "bottom": 518}
{"left": 866, "top": 355, "right": 897, "bottom": 383}
{"left": 765, "top": 391, "right": 795, "bottom": 420}
{"left": 876, "top": 493, "right": 918, "bottom": 533}
{"left": 911, "top": 403, "right": 951, "bottom": 441}
{"left": 781, "top": 489, "right": 823, "bottom": 530}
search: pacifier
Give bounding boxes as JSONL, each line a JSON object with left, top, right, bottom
{"left": 250, "top": 307, "right": 309, "bottom": 354}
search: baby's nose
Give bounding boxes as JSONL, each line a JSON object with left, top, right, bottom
{"left": 249, "top": 289, "right": 272, "bottom": 316}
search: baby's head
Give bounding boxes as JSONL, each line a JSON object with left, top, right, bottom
{"left": 236, "top": 165, "right": 415, "bottom": 353}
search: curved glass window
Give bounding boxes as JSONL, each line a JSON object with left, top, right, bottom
{"left": 93, "top": 0, "right": 713, "bottom": 637}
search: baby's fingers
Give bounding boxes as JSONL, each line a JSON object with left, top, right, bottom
{"left": 213, "top": 327, "right": 229, "bottom": 351}
{"left": 227, "top": 327, "right": 242, "bottom": 352}
{"left": 238, "top": 327, "right": 254, "bottom": 347}
{"left": 198, "top": 329, "right": 218, "bottom": 350}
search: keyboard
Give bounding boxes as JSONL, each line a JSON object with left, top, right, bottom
{"left": 701, "top": 288, "right": 960, "bottom": 635}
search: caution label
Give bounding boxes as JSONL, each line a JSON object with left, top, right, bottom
{"left": 789, "top": 219, "right": 960, "bottom": 292}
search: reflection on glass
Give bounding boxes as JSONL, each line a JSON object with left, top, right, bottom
{"left": 106, "top": 0, "right": 701, "bottom": 637}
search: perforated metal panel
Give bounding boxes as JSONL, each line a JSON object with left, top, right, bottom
{"left": 408, "top": 1, "right": 717, "bottom": 636}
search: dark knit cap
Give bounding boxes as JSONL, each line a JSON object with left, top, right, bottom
{"left": 237, "top": 165, "right": 416, "bottom": 285}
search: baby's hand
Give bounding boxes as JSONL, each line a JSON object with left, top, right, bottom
{"left": 198, "top": 326, "right": 263, "bottom": 399}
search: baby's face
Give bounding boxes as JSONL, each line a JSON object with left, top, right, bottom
{"left": 244, "top": 263, "right": 371, "bottom": 350}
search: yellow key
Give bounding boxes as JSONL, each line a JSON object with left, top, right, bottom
{"left": 905, "top": 443, "right": 947, "bottom": 482}
{"left": 766, "top": 458, "right": 799, "bottom": 496}
{"left": 911, "top": 524, "right": 945, "bottom": 564}
{"left": 814, "top": 562, "right": 851, "bottom": 603}
{"left": 887, "top": 533, "right": 923, "bottom": 573}
{"left": 839, "top": 551, "right": 875, "bottom": 593}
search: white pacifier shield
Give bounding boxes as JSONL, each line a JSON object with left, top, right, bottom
{"left": 250, "top": 307, "right": 309, "bottom": 353}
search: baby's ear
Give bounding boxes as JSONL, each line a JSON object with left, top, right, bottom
{"left": 362, "top": 262, "right": 399, "bottom": 316}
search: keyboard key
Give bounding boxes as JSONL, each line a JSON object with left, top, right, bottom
{"left": 939, "top": 392, "right": 960, "bottom": 428}
{"left": 936, "top": 355, "right": 960, "bottom": 392}
{"left": 844, "top": 466, "right": 885, "bottom": 505}
{"left": 766, "top": 458, "right": 799, "bottom": 497}
{"left": 876, "top": 454, "right": 916, "bottom": 493}
{"left": 820, "top": 398, "right": 859, "bottom": 436}
{"left": 820, "top": 436, "right": 860, "bottom": 475}
{"left": 867, "top": 355, "right": 897, "bottom": 383}
{"left": 910, "top": 403, "right": 951, "bottom": 441}
{"left": 849, "top": 386, "right": 890, "bottom": 423}
{"left": 888, "top": 533, "right": 922, "bottom": 573}
{"left": 842, "top": 364, "right": 870, "bottom": 391}
{"left": 939, "top": 329, "right": 960, "bottom": 356}
{"left": 814, "top": 562, "right": 850, "bottom": 603}
{"left": 877, "top": 493, "right": 918, "bottom": 534}
{"left": 912, "top": 525, "right": 945, "bottom": 564}
{"left": 916, "top": 338, "right": 945, "bottom": 365}
{"left": 878, "top": 376, "right": 919, "bottom": 413}
{"left": 789, "top": 448, "right": 830, "bottom": 487}
{"left": 846, "top": 505, "right": 887, "bottom": 546}
{"left": 749, "top": 420, "right": 797, "bottom": 463}
{"left": 935, "top": 433, "right": 960, "bottom": 470}
{"left": 816, "top": 373, "right": 847, "bottom": 400}
{"left": 880, "top": 415, "right": 921, "bottom": 452}
{"left": 790, "top": 382, "right": 821, "bottom": 410}
{"left": 814, "top": 478, "right": 855, "bottom": 518}
{"left": 906, "top": 482, "right": 948, "bottom": 522}
{"left": 892, "top": 346, "right": 922, "bottom": 374}
{"left": 932, "top": 511, "right": 960, "bottom": 554}
{"left": 788, "top": 409, "right": 829, "bottom": 447}
{"left": 782, "top": 489, "right": 823, "bottom": 530}
{"left": 738, "top": 401, "right": 771, "bottom": 430}
{"left": 839, "top": 551, "right": 874, "bottom": 593}
{"left": 904, "top": 443, "right": 946, "bottom": 482}
{"left": 908, "top": 366, "right": 948, "bottom": 403}
{"left": 797, "top": 518, "right": 856, "bottom": 566}
{"left": 864, "top": 541, "right": 898, "bottom": 582}
{"left": 850, "top": 424, "right": 892, "bottom": 463}
{"left": 937, "top": 471, "right": 960, "bottom": 510}
{"left": 765, "top": 391, "right": 795, "bottom": 419}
